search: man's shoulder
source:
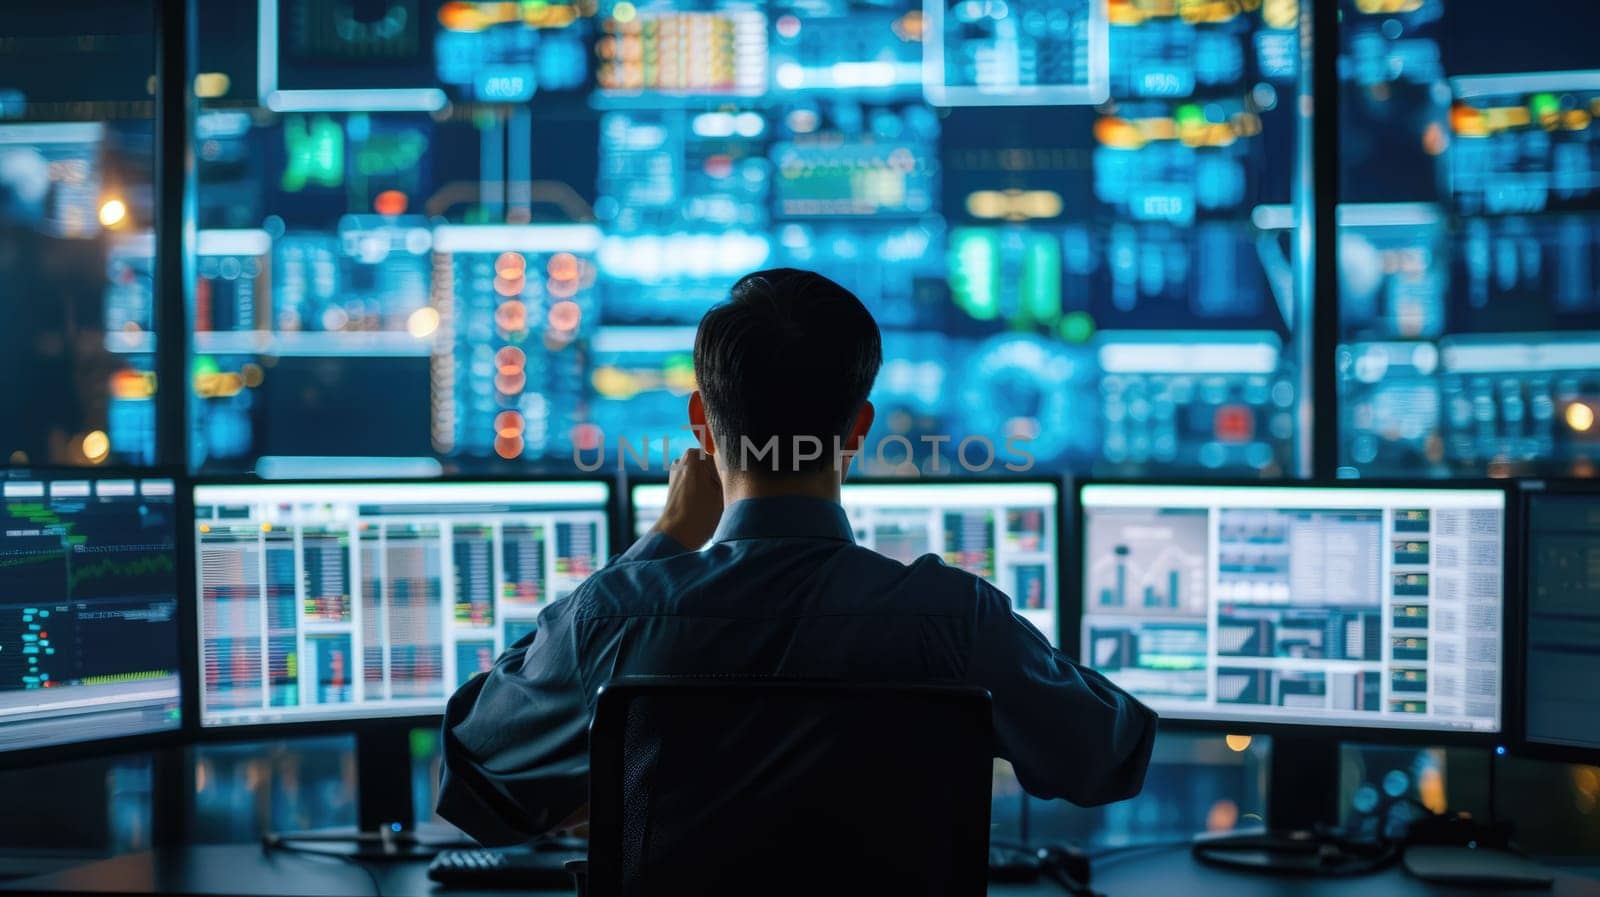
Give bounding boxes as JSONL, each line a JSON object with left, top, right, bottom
{"left": 568, "top": 539, "right": 1007, "bottom": 616}
{"left": 562, "top": 554, "right": 676, "bottom": 618}
{"left": 833, "top": 543, "right": 1010, "bottom": 612}
{"left": 563, "top": 541, "right": 746, "bottom": 618}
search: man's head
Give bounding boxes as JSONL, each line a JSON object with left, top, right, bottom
{"left": 690, "top": 268, "right": 881, "bottom": 480}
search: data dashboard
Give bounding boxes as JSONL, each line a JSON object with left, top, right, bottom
{"left": 0, "top": 473, "right": 182, "bottom": 752}
{"left": 1079, "top": 483, "right": 1506, "bottom": 734}
{"left": 192, "top": 479, "right": 610, "bottom": 725}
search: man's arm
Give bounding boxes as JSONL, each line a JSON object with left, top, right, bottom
{"left": 435, "top": 529, "right": 683, "bottom": 845}
{"left": 437, "top": 595, "right": 591, "bottom": 844}
{"left": 964, "top": 585, "right": 1158, "bottom": 807}
{"left": 437, "top": 448, "right": 724, "bottom": 843}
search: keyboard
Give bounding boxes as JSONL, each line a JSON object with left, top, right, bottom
{"left": 427, "top": 848, "right": 583, "bottom": 889}
{"left": 431, "top": 843, "right": 1045, "bottom": 887}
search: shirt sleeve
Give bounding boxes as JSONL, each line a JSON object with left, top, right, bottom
{"left": 964, "top": 584, "right": 1158, "bottom": 807}
{"left": 437, "top": 595, "right": 591, "bottom": 845}
{"left": 438, "top": 534, "right": 682, "bottom": 843}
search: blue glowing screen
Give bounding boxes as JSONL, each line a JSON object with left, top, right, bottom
{"left": 1336, "top": 0, "right": 1600, "bottom": 478}
{"left": 7, "top": 1, "right": 1600, "bottom": 477}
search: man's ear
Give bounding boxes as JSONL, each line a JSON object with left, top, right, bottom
{"left": 688, "top": 391, "right": 716, "bottom": 457}
{"left": 840, "top": 400, "right": 875, "bottom": 480}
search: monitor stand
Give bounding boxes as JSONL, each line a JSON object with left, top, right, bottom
{"left": 1266, "top": 734, "right": 1341, "bottom": 835}
{"left": 355, "top": 725, "right": 416, "bottom": 836}
{"left": 1190, "top": 735, "right": 1392, "bottom": 876}
{"left": 262, "top": 724, "right": 440, "bottom": 862}
{"left": 1195, "top": 738, "right": 1555, "bottom": 884}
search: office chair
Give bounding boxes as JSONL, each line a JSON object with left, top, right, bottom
{"left": 582, "top": 678, "right": 993, "bottom": 897}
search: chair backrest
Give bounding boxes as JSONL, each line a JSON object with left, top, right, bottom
{"left": 586, "top": 678, "right": 993, "bottom": 897}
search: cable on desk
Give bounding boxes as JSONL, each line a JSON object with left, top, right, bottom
{"left": 260, "top": 840, "right": 385, "bottom": 897}
{"left": 260, "top": 828, "right": 473, "bottom": 855}
{"left": 1190, "top": 792, "right": 1538, "bottom": 879}
{"left": 1192, "top": 828, "right": 1400, "bottom": 878}
{"left": 1089, "top": 838, "right": 1199, "bottom": 862}
{"left": 344, "top": 856, "right": 385, "bottom": 897}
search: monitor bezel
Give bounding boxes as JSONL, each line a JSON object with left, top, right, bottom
{"left": 0, "top": 465, "right": 192, "bottom": 770}
{"left": 183, "top": 472, "right": 622, "bottom": 742}
{"left": 1069, "top": 477, "right": 1518, "bottom": 748}
{"left": 1510, "top": 478, "right": 1600, "bottom": 767}
{"left": 623, "top": 471, "right": 1071, "bottom": 645}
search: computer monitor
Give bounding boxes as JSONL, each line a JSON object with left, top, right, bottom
{"left": 191, "top": 479, "right": 613, "bottom": 728}
{"left": 1520, "top": 482, "right": 1600, "bottom": 763}
{"left": 0, "top": 471, "right": 183, "bottom": 759}
{"left": 630, "top": 480, "right": 1062, "bottom": 644}
{"left": 1077, "top": 482, "right": 1508, "bottom": 738}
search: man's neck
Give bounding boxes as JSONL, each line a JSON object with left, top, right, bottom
{"left": 719, "top": 470, "right": 842, "bottom": 506}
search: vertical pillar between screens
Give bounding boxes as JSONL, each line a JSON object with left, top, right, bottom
{"left": 154, "top": 0, "right": 196, "bottom": 472}
{"left": 151, "top": 0, "right": 196, "bottom": 848}
{"left": 1306, "top": 0, "right": 1342, "bottom": 479}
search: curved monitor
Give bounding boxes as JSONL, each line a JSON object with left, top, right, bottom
{"left": 632, "top": 480, "right": 1062, "bottom": 644}
{"left": 0, "top": 471, "right": 183, "bottom": 756}
{"left": 1078, "top": 482, "right": 1507, "bottom": 736}
{"left": 192, "top": 479, "right": 611, "bottom": 728}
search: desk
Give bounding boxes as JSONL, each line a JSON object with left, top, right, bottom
{"left": 4, "top": 843, "right": 1598, "bottom": 897}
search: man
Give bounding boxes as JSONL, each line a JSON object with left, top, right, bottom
{"left": 438, "top": 268, "right": 1156, "bottom": 844}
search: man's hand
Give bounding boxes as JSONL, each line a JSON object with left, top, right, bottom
{"left": 651, "top": 448, "right": 723, "bottom": 549}
{"left": 551, "top": 803, "right": 589, "bottom": 840}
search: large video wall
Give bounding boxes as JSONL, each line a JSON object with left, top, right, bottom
{"left": 3, "top": 1, "right": 1600, "bottom": 479}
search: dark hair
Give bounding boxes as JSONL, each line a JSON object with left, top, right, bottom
{"left": 694, "top": 268, "right": 882, "bottom": 474}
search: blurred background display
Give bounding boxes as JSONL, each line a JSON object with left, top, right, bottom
{"left": 4, "top": 0, "right": 1308, "bottom": 476}
{"left": 6, "top": 4, "right": 1600, "bottom": 476}
{"left": 0, "top": 4, "right": 156, "bottom": 467}
{"left": 1337, "top": 0, "right": 1600, "bottom": 478}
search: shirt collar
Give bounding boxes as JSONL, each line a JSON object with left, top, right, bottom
{"left": 711, "top": 496, "right": 856, "bottom": 544}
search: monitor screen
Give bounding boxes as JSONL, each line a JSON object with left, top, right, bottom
{"left": 1524, "top": 491, "right": 1600, "bottom": 755}
{"left": 0, "top": 473, "right": 182, "bottom": 753}
{"left": 631, "top": 481, "right": 1060, "bottom": 643}
{"left": 1078, "top": 483, "right": 1506, "bottom": 734}
{"left": 1335, "top": 4, "right": 1600, "bottom": 480}
{"left": 76, "top": 3, "right": 1306, "bottom": 478}
{"left": 192, "top": 480, "right": 611, "bottom": 727}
